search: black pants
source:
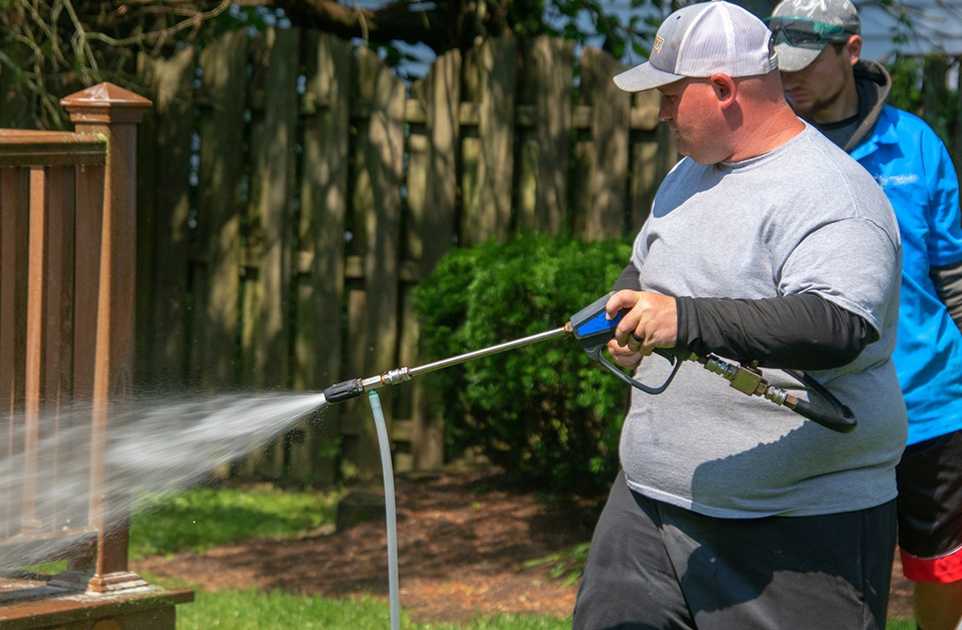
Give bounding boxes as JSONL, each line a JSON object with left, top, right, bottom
{"left": 573, "top": 472, "right": 896, "bottom": 630}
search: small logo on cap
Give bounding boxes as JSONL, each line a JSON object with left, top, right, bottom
{"left": 653, "top": 35, "right": 664, "bottom": 54}
{"left": 790, "top": 0, "right": 829, "bottom": 15}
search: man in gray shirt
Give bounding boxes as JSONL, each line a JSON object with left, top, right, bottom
{"left": 572, "top": 2, "right": 905, "bottom": 628}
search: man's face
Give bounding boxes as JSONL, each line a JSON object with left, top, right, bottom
{"left": 658, "top": 78, "right": 728, "bottom": 164}
{"left": 780, "top": 40, "right": 855, "bottom": 118}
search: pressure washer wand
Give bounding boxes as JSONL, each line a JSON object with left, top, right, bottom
{"left": 322, "top": 292, "right": 637, "bottom": 403}
{"left": 323, "top": 326, "right": 569, "bottom": 403}
{"left": 322, "top": 292, "right": 856, "bottom": 433}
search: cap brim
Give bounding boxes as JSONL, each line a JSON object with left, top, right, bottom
{"left": 613, "top": 62, "right": 684, "bottom": 93}
{"left": 774, "top": 43, "right": 824, "bottom": 72}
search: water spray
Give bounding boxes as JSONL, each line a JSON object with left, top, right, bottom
{"left": 322, "top": 292, "right": 856, "bottom": 629}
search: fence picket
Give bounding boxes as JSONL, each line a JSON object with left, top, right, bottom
{"left": 291, "top": 33, "right": 352, "bottom": 485}
{"left": 0, "top": 168, "right": 27, "bottom": 418}
{"left": 463, "top": 37, "right": 516, "bottom": 244}
{"left": 629, "top": 92, "right": 673, "bottom": 233}
{"left": 0, "top": 167, "right": 28, "bottom": 536}
{"left": 404, "top": 49, "right": 461, "bottom": 470}
{"left": 580, "top": 48, "right": 629, "bottom": 240}
{"left": 344, "top": 47, "right": 405, "bottom": 480}
{"left": 43, "top": 166, "right": 75, "bottom": 529}
{"left": 137, "top": 48, "right": 195, "bottom": 390}
{"left": 193, "top": 31, "right": 248, "bottom": 392}
{"left": 24, "top": 166, "right": 74, "bottom": 530}
{"left": 530, "top": 37, "right": 573, "bottom": 233}
{"left": 238, "top": 28, "right": 300, "bottom": 479}
{"left": 71, "top": 162, "right": 105, "bottom": 546}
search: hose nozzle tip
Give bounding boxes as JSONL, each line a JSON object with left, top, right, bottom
{"left": 322, "top": 378, "right": 364, "bottom": 403}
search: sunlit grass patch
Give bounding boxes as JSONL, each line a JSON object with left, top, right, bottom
{"left": 130, "top": 484, "right": 342, "bottom": 559}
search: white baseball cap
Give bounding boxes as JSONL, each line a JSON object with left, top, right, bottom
{"left": 613, "top": 0, "right": 778, "bottom": 93}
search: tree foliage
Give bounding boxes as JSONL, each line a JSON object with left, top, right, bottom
{"left": 0, "top": 0, "right": 665, "bottom": 128}
{"left": 0, "top": 0, "right": 956, "bottom": 129}
{"left": 0, "top": 0, "right": 234, "bottom": 127}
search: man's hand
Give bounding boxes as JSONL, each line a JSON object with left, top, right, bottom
{"left": 605, "top": 290, "right": 678, "bottom": 355}
{"left": 606, "top": 338, "right": 644, "bottom": 369}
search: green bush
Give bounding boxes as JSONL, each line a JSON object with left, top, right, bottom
{"left": 413, "top": 235, "right": 633, "bottom": 494}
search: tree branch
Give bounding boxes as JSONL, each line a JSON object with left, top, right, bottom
{"left": 272, "top": 0, "right": 453, "bottom": 52}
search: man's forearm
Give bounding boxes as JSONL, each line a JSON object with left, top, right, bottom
{"left": 676, "top": 294, "right": 876, "bottom": 370}
{"left": 611, "top": 263, "right": 876, "bottom": 369}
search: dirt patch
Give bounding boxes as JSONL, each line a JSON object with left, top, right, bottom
{"left": 134, "top": 469, "right": 914, "bottom": 622}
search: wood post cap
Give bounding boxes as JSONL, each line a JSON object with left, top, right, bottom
{"left": 61, "top": 83, "right": 153, "bottom": 124}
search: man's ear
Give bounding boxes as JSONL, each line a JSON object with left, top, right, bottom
{"left": 846, "top": 34, "right": 862, "bottom": 66}
{"left": 710, "top": 74, "right": 737, "bottom": 106}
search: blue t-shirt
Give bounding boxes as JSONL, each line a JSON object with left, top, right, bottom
{"left": 851, "top": 105, "right": 962, "bottom": 445}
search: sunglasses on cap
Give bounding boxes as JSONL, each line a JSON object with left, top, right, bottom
{"left": 766, "top": 17, "right": 856, "bottom": 49}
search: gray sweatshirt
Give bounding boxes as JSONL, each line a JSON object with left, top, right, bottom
{"left": 621, "top": 124, "right": 907, "bottom": 518}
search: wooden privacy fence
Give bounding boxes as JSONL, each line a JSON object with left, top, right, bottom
{"left": 133, "top": 30, "right": 676, "bottom": 485}
{"left": 132, "top": 34, "right": 962, "bottom": 486}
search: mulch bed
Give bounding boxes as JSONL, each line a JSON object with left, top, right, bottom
{"left": 134, "top": 469, "right": 914, "bottom": 623}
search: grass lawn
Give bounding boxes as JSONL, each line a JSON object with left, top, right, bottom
{"left": 129, "top": 484, "right": 342, "bottom": 559}
{"left": 167, "top": 586, "right": 914, "bottom": 630}
{"left": 171, "top": 588, "right": 570, "bottom": 630}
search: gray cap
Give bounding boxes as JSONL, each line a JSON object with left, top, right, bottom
{"left": 769, "top": 0, "right": 860, "bottom": 72}
{"left": 614, "top": 1, "right": 777, "bottom": 93}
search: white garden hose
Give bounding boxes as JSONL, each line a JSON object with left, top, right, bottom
{"left": 367, "top": 390, "right": 401, "bottom": 630}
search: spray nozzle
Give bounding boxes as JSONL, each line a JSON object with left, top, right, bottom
{"left": 322, "top": 378, "right": 364, "bottom": 403}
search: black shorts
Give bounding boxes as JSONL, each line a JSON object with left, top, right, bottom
{"left": 896, "top": 429, "right": 962, "bottom": 583}
{"left": 573, "top": 472, "right": 897, "bottom": 629}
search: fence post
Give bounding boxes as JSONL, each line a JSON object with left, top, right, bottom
{"left": 61, "top": 82, "right": 152, "bottom": 593}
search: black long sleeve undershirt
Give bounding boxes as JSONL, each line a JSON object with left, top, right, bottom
{"left": 612, "top": 263, "right": 878, "bottom": 370}
{"left": 613, "top": 263, "right": 643, "bottom": 291}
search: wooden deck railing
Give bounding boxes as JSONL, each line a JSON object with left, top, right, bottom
{"left": 0, "top": 83, "right": 152, "bottom": 595}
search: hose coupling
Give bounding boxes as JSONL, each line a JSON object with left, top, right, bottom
{"left": 382, "top": 368, "right": 412, "bottom": 385}
{"left": 763, "top": 385, "right": 788, "bottom": 406}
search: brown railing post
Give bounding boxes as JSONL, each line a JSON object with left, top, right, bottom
{"left": 61, "top": 83, "right": 152, "bottom": 593}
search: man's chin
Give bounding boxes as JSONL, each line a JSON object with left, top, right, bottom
{"left": 786, "top": 94, "right": 814, "bottom": 117}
